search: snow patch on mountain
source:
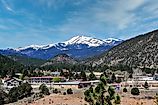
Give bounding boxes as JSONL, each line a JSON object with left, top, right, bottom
{"left": 63, "top": 36, "right": 105, "bottom": 47}
{"left": 104, "top": 38, "right": 122, "bottom": 43}
{"left": 15, "top": 44, "right": 54, "bottom": 51}
{"left": 14, "top": 36, "right": 122, "bottom": 51}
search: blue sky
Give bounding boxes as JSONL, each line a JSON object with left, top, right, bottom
{"left": 0, "top": 0, "right": 158, "bottom": 48}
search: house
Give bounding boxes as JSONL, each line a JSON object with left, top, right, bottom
{"left": 2, "top": 77, "right": 22, "bottom": 89}
{"left": 51, "top": 71, "right": 61, "bottom": 76}
{"left": 132, "top": 75, "right": 154, "bottom": 81}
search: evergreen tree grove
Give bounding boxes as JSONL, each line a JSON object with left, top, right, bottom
{"left": 84, "top": 74, "right": 121, "bottom": 105}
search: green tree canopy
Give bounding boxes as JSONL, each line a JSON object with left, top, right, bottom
{"left": 80, "top": 71, "right": 87, "bottom": 81}
{"left": 52, "top": 77, "right": 61, "bottom": 82}
{"left": 39, "top": 84, "right": 50, "bottom": 95}
{"left": 143, "top": 81, "right": 149, "bottom": 89}
{"left": 84, "top": 74, "right": 121, "bottom": 105}
{"left": 89, "top": 72, "right": 97, "bottom": 80}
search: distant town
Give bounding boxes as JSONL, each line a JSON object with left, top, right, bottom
{"left": 1, "top": 66, "right": 158, "bottom": 105}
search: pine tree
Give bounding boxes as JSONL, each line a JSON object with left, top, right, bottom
{"left": 39, "top": 84, "right": 50, "bottom": 95}
{"left": 111, "top": 73, "right": 116, "bottom": 83}
{"left": 80, "top": 71, "right": 87, "bottom": 81}
{"left": 84, "top": 75, "right": 121, "bottom": 105}
{"left": 89, "top": 72, "right": 97, "bottom": 80}
{"left": 114, "top": 94, "right": 121, "bottom": 104}
{"left": 143, "top": 81, "right": 149, "bottom": 89}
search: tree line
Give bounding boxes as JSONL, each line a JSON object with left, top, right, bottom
{"left": 0, "top": 82, "right": 32, "bottom": 104}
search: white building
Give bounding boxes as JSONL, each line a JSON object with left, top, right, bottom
{"left": 132, "top": 75, "right": 154, "bottom": 81}
{"left": 2, "top": 77, "right": 22, "bottom": 89}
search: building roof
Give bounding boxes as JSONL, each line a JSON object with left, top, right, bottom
{"left": 29, "top": 76, "right": 65, "bottom": 79}
{"left": 53, "top": 81, "right": 80, "bottom": 85}
{"left": 51, "top": 72, "right": 60, "bottom": 75}
{"left": 53, "top": 80, "right": 100, "bottom": 85}
{"left": 122, "top": 80, "right": 158, "bottom": 84}
{"left": 4, "top": 77, "right": 22, "bottom": 82}
{"left": 15, "top": 73, "right": 23, "bottom": 76}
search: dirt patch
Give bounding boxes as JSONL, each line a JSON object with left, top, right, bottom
{"left": 27, "top": 92, "right": 88, "bottom": 105}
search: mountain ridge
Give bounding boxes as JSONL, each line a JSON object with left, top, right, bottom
{"left": 88, "top": 29, "right": 158, "bottom": 69}
{"left": 0, "top": 36, "right": 123, "bottom": 60}
{"left": 13, "top": 36, "right": 122, "bottom": 51}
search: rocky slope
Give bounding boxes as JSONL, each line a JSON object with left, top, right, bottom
{"left": 90, "top": 30, "right": 158, "bottom": 69}
{"left": 41, "top": 54, "right": 77, "bottom": 67}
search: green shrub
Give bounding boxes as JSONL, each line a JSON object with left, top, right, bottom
{"left": 131, "top": 87, "right": 140, "bottom": 95}
{"left": 63, "top": 92, "right": 66, "bottom": 95}
{"left": 67, "top": 88, "right": 73, "bottom": 94}
{"left": 39, "top": 84, "right": 50, "bottom": 95}
{"left": 123, "top": 87, "right": 127, "bottom": 93}
{"left": 143, "top": 81, "right": 149, "bottom": 89}
{"left": 52, "top": 77, "right": 61, "bottom": 82}
{"left": 53, "top": 89, "right": 58, "bottom": 94}
{"left": 115, "top": 78, "right": 122, "bottom": 83}
{"left": 114, "top": 94, "right": 121, "bottom": 104}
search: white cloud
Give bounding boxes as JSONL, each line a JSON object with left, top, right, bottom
{"left": 93, "top": 0, "right": 145, "bottom": 29}
{"left": 0, "top": 0, "right": 158, "bottom": 45}
{"left": 52, "top": 0, "right": 144, "bottom": 34}
{"left": 53, "top": 0, "right": 158, "bottom": 39}
{"left": 1, "top": 0, "right": 15, "bottom": 12}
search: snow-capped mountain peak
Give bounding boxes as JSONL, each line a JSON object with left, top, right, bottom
{"left": 12, "top": 35, "right": 122, "bottom": 52}
{"left": 1, "top": 35, "right": 123, "bottom": 59}
{"left": 64, "top": 35, "right": 105, "bottom": 47}
{"left": 15, "top": 44, "right": 54, "bottom": 51}
{"left": 104, "top": 38, "right": 122, "bottom": 43}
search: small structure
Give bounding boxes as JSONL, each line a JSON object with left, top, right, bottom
{"left": 2, "top": 77, "right": 22, "bottom": 89}
{"left": 132, "top": 75, "right": 154, "bottom": 81}
{"left": 51, "top": 72, "right": 61, "bottom": 76}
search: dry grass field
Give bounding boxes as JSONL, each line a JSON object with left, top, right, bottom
{"left": 26, "top": 92, "right": 156, "bottom": 105}
{"left": 8, "top": 89, "right": 157, "bottom": 105}
{"left": 28, "top": 92, "right": 88, "bottom": 105}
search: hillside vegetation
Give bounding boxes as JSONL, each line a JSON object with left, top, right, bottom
{"left": 7, "top": 55, "right": 46, "bottom": 66}
{"left": 0, "top": 54, "right": 24, "bottom": 77}
{"left": 89, "top": 30, "right": 158, "bottom": 69}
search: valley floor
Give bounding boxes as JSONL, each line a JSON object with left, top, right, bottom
{"left": 7, "top": 89, "right": 157, "bottom": 105}
{"left": 26, "top": 92, "right": 87, "bottom": 105}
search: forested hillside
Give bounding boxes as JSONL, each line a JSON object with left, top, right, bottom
{"left": 89, "top": 30, "right": 158, "bottom": 69}
{"left": 0, "top": 54, "right": 24, "bottom": 77}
